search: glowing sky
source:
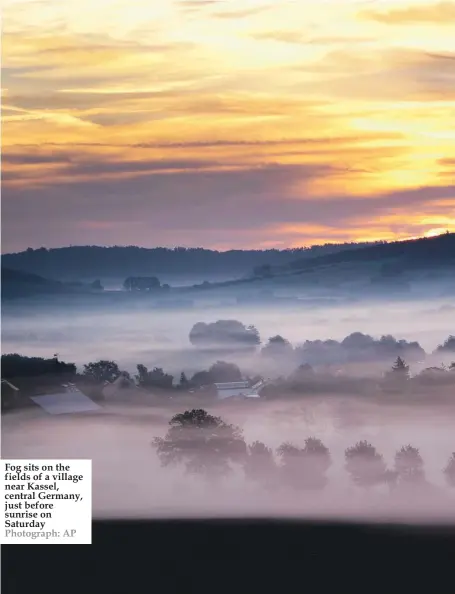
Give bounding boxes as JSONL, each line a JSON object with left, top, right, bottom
{"left": 2, "top": 0, "right": 455, "bottom": 251}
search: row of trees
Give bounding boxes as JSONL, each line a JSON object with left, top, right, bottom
{"left": 188, "top": 320, "right": 454, "bottom": 363}
{"left": 123, "top": 276, "right": 171, "bottom": 292}
{"left": 2, "top": 354, "right": 454, "bottom": 401}
{"left": 153, "top": 410, "right": 455, "bottom": 490}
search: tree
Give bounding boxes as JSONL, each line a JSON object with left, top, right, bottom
{"left": 208, "top": 361, "right": 242, "bottom": 383}
{"left": 1, "top": 354, "right": 76, "bottom": 379}
{"left": 394, "top": 445, "right": 425, "bottom": 486}
{"left": 123, "top": 276, "right": 160, "bottom": 291}
{"left": 414, "top": 366, "right": 453, "bottom": 386}
{"left": 435, "top": 335, "right": 455, "bottom": 353}
{"left": 243, "top": 441, "right": 277, "bottom": 488}
{"left": 344, "top": 441, "right": 387, "bottom": 488}
{"left": 391, "top": 356, "right": 410, "bottom": 378}
{"left": 179, "top": 372, "right": 190, "bottom": 388}
{"left": 189, "top": 320, "right": 261, "bottom": 351}
{"left": 82, "top": 360, "right": 121, "bottom": 384}
{"left": 152, "top": 409, "right": 247, "bottom": 478}
{"left": 190, "top": 370, "right": 214, "bottom": 388}
{"left": 261, "top": 335, "right": 294, "bottom": 359}
{"left": 277, "top": 438, "right": 331, "bottom": 490}
{"left": 383, "top": 357, "right": 410, "bottom": 391}
{"left": 443, "top": 453, "right": 455, "bottom": 487}
{"left": 136, "top": 365, "right": 173, "bottom": 389}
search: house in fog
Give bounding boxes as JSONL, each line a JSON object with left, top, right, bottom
{"left": 214, "top": 381, "right": 261, "bottom": 400}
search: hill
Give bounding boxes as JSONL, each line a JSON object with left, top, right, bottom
{"left": 1, "top": 241, "right": 379, "bottom": 281}
{"left": 1, "top": 268, "right": 102, "bottom": 300}
{"left": 285, "top": 232, "right": 455, "bottom": 274}
{"left": 181, "top": 232, "right": 455, "bottom": 294}
{"left": 1, "top": 268, "right": 65, "bottom": 299}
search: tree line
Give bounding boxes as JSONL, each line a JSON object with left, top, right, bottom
{"left": 2, "top": 352, "right": 455, "bottom": 404}
{"left": 153, "top": 409, "right": 455, "bottom": 490}
{"left": 2, "top": 241, "right": 378, "bottom": 279}
{"left": 188, "top": 320, "right": 455, "bottom": 363}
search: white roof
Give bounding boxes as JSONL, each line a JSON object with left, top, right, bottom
{"left": 1, "top": 379, "right": 20, "bottom": 391}
{"left": 214, "top": 381, "right": 250, "bottom": 389}
{"left": 30, "top": 390, "right": 101, "bottom": 415}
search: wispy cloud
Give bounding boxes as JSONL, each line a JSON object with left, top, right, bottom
{"left": 213, "top": 6, "right": 271, "bottom": 19}
{"left": 360, "top": 1, "right": 455, "bottom": 25}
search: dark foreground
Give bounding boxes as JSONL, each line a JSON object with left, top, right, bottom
{"left": 3, "top": 519, "right": 455, "bottom": 593}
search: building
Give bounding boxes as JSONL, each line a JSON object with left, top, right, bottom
{"left": 214, "top": 381, "right": 261, "bottom": 400}
{"left": 29, "top": 383, "right": 101, "bottom": 415}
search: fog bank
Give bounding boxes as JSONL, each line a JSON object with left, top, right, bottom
{"left": 2, "top": 400, "right": 454, "bottom": 524}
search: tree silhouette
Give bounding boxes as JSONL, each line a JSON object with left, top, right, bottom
{"left": 190, "top": 370, "right": 214, "bottom": 388}
{"left": 189, "top": 320, "right": 260, "bottom": 351}
{"left": 394, "top": 445, "right": 425, "bottom": 486}
{"left": 123, "top": 276, "right": 160, "bottom": 291}
{"left": 443, "top": 453, "right": 455, "bottom": 488}
{"left": 277, "top": 438, "right": 331, "bottom": 490}
{"left": 243, "top": 441, "right": 277, "bottom": 488}
{"left": 152, "top": 409, "right": 247, "bottom": 478}
{"left": 83, "top": 360, "right": 121, "bottom": 384}
{"left": 179, "top": 372, "right": 190, "bottom": 388}
{"left": 136, "top": 365, "right": 173, "bottom": 389}
{"left": 345, "top": 441, "right": 387, "bottom": 488}
{"left": 435, "top": 335, "right": 455, "bottom": 353}
{"left": 1, "top": 354, "right": 76, "bottom": 379}
{"left": 208, "top": 361, "right": 243, "bottom": 383}
{"left": 261, "top": 335, "right": 294, "bottom": 359}
{"left": 391, "top": 356, "right": 410, "bottom": 377}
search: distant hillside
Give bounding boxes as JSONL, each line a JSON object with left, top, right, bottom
{"left": 183, "top": 232, "right": 455, "bottom": 293}
{"left": 285, "top": 232, "right": 455, "bottom": 274}
{"left": 1, "top": 241, "right": 380, "bottom": 281}
{"left": 1, "top": 268, "right": 103, "bottom": 300}
{"left": 1, "top": 267, "right": 65, "bottom": 299}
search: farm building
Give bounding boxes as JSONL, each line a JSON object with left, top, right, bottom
{"left": 214, "top": 381, "right": 261, "bottom": 400}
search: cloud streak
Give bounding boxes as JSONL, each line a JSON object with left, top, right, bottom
{"left": 361, "top": 1, "right": 455, "bottom": 25}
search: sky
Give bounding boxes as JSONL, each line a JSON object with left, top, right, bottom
{"left": 2, "top": 0, "right": 455, "bottom": 252}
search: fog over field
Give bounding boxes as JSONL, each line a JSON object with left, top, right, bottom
{"left": 2, "top": 290, "right": 454, "bottom": 524}
{"left": 2, "top": 400, "right": 454, "bottom": 523}
{"left": 1, "top": 297, "right": 453, "bottom": 375}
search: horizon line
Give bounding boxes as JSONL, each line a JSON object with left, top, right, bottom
{"left": 2, "top": 231, "right": 452, "bottom": 257}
